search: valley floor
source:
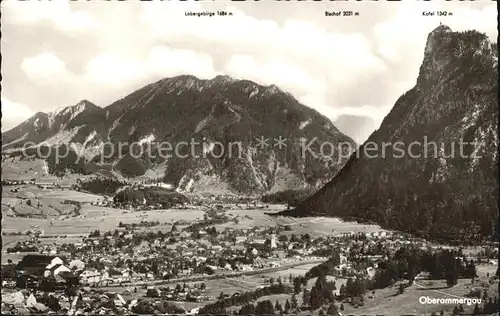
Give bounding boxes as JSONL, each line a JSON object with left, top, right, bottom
{"left": 1, "top": 166, "right": 498, "bottom": 315}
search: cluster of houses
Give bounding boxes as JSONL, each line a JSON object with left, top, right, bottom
{"left": 1, "top": 178, "right": 74, "bottom": 190}
{"left": 2, "top": 223, "right": 499, "bottom": 316}
{"left": 9, "top": 223, "right": 488, "bottom": 291}
{"left": 89, "top": 198, "right": 114, "bottom": 207}
{"left": 4, "top": 196, "right": 499, "bottom": 315}
{"left": 138, "top": 182, "right": 174, "bottom": 190}
{"left": 2, "top": 179, "right": 36, "bottom": 186}
{"left": 146, "top": 283, "right": 209, "bottom": 302}
{"left": 6, "top": 223, "right": 320, "bottom": 287}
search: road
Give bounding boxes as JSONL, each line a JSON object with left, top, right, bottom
{"left": 101, "top": 258, "right": 326, "bottom": 288}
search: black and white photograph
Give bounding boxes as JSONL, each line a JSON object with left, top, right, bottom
{"left": 1, "top": 0, "right": 498, "bottom": 315}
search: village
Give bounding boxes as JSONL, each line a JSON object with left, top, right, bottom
{"left": 3, "top": 199, "right": 499, "bottom": 315}
{"left": 1, "top": 175, "right": 499, "bottom": 315}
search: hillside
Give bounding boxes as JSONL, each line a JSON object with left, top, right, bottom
{"left": 292, "top": 25, "right": 499, "bottom": 241}
{"left": 2, "top": 100, "right": 106, "bottom": 150}
{"left": 2, "top": 76, "right": 355, "bottom": 195}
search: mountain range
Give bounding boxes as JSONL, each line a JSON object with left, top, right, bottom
{"left": 2, "top": 75, "right": 355, "bottom": 194}
{"left": 290, "top": 25, "right": 499, "bottom": 241}
{"left": 3, "top": 25, "right": 497, "bottom": 240}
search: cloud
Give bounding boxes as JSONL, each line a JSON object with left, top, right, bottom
{"left": 373, "top": 2, "right": 498, "bottom": 63}
{"left": 85, "top": 54, "right": 147, "bottom": 86}
{"left": 446, "top": 3, "right": 497, "bottom": 40}
{"left": 373, "top": 2, "right": 437, "bottom": 61}
{"left": 21, "top": 53, "right": 68, "bottom": 79}
{"left": 299, "top": 96, "right": 391, "bottom": 123}
{"left": 84, "top": 47, "right": 218, "bottom": 87}
{"left": 279, "top": 20, "right": 386, "bottom": 78}
{"left": 140, "top": 2, "right": 281, "bottom": 50}
{"left": 147, "top": 47, "right": 218, "bottom": 79}
{"left": 1, "top": 97, "right": 35, "bottom": 131}
{"left": 2, "top": 0, "right": 100, "bottom": 31}
{"left": 20, "top": 52, "right": 77, "bottom": 90}
{"left": 333, "top": 114, "right": 379, "bottom": 144}
{"left": 141, "top": 2, "right": 386, "bottom": 88}
{"left": 139, "top": 1, "right": 390, "bottom": 135}
{"left": 225, "top": 55, "right": 325, "bottom": 95}
{"left": 84, "top": 48, "right": 218, "bottom": 87}
{"left": 334, "top": 105, "right": 393, "bottom": 122}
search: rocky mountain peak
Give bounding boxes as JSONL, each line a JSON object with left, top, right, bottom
{"left": 418, "top": 25, "right": 495, "bottom": 86}
{"left": 49, "top": 99, "right": 99, "bottom": 118}
{"left": 428, "top": 24, "right": 452, "bottom": 38}
{"left": 424, "top": 24, "right": 452, "bottom": 54}
{"left": 31, "top": 111, "right": 49, "bottom": 120}
{"left": 160, "top": 75, "right": 201, "bottom": 91}
{"left": 75, "top": 99, "right": 98, "bottom": 109}
{"left": 262, "top": 84, "right": 283, "bottom": 97}
{"left": 160, "top": 74, "right": 238, "bottom": 92}
{"left": 212, "top": 74, "right": 235, "bottom": 85}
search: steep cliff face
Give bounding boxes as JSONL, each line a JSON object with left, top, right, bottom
{"left": 2, "top": 76, "right": 355, "bottom": 195}
{"left": 293, "top": 26, "right": 498, "bottom": 241}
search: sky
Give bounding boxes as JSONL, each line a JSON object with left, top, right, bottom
{"left": 1, "top": 0, "right": 497, "bottom": 143}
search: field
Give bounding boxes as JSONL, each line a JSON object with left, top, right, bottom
{"left": 1, "top": 183, "right": 385, "bottom": 266}
{"left": 217, "top": 207, "right": 386, "bottom": 237}
{"left": 1, "top": 157, "right": 93, "bottom": 184}
{"left": 1, "top": 183, "right": 206, "bottom": 263}
{"left": 2, "top": 185, "right": 385, "bottom": 238}
{"left": 1, "top": 183, "right": 103, "bottom": 220}
{"left": 2, "top": 206, "right": 204, "bottom": 235}
{"left": 2, "top": 158, "right": 387, "bottom": 239}
{"left": 1, "top": 158, "right": 49, "bottom": 181}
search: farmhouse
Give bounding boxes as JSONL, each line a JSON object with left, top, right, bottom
{"left": 16, "top": 255, "right": 63, "bottom": 277}
{"left": 15, "top": 255, "right": 70, "bottom": 288}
